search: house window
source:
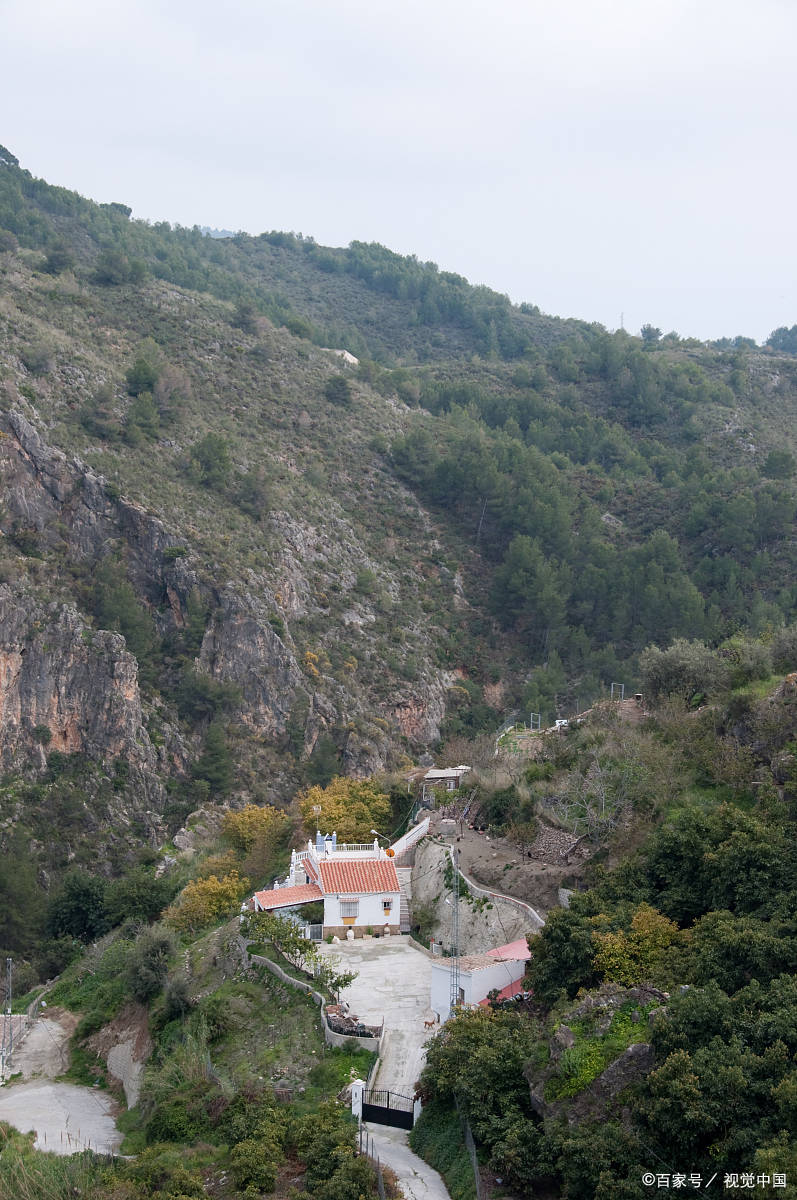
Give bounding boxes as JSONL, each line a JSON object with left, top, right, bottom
{"left": 340, "top": 900, "right": 359, "bottom": 925}
{"left": 382, "top": 898, "right": 393, "bottom": 913}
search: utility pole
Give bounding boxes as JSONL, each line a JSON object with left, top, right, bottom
{"left": 1, "top": 958, "right": 12, "bottom": 1079}
{"left": 449, "top": 849, "right": 460, "bottom": 1017}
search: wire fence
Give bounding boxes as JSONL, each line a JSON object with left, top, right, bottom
{"left": 358, "top": 1123, "right": 387, "bottom": 1200}
{"left": 456, "top": 1098, "right": 483, "bottom": 1200}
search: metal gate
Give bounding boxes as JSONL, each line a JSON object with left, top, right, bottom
{"left": 362, "top": 1088, "right": 415, "bottom": 1130}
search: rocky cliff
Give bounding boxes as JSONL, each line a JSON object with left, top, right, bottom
{"left": 0, "top": 584, "right": 155, "bottom": 775}
{"left": 0, "top": 405, "right": 453, "bottom": 792}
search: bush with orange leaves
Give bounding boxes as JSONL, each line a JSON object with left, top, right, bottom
{"left": 297, "top": 776, "right": 391, "bottom": 843}
{"left": 165, "top": 870, "right": 250, "bottom": 933}
{"left": 222, "top": 804, "right": 291, "bottom": 881}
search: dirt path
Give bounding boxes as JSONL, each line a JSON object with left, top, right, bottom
{"left": 430, "top": 814, "right": 583, "bottom": 915}
{"left": 11, "top": 1011, "right": 77, "bottom": 1079}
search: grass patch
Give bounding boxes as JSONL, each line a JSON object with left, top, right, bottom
{"left": 47, "top": 937, "right": 133, "bottom": 1035}
{"left": 195, "top": 976, "right": 323, "bottom": 1093}
{"left": 0, "top": 1124, "right": 109, "bottom": 1200}
{"left": 57, "top": 1042, "right": 105, "bottom": 1089}
{"left": 545, "top": 1002, "right": 655, "bottom": 1100}
{"left": 116, "top": 1106, "right": 148, "bottom": 1155}
{"left": 730, "top": 674, "right": 782, "bottom": 701}
{"left": 410, "top": 1100, "right": 476, "bottom": 1200}
{"left": 300, "top": 1045, "right": 375, "bottom": 1113}
{"left": 11, "top": 986, "right": 46, "bottom": 1015}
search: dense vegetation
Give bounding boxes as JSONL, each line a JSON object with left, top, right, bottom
{"left": 415, "top": 647, "right": 797, "bottom": 1198}
{"left": 1, "top": 145, "right": 797, "bottom": 1198}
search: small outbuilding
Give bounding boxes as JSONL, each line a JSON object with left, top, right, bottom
{"left": 429, "top": 937, "right": 531, "bottom": 1023}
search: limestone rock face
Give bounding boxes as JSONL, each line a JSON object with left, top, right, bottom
{"left": 0, "top": 584, "right": 156, "bottom": 774}
{"left": 391, "top": 679, "right": 449, "bottom": 745}
{"left": 523, "top": 984, "right": 665, "bottom": 1126}
{"left": 198, "top": 588, "right": 306, "bottom": 737}
{"left": 411, "top": 839, "right": 530, "bottom": 953}
{"left": 563, "top": 1042, "right": 655, "bottom": 1125}
{"left": 0, "top": 410, "right": 452, "bottom": 779}
{"left": 0, "top": 410, "right": 197, "bottom": 610}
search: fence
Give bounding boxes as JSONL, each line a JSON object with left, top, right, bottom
{"left": 458, "top": 862, "right": 545, "bottom": 929}
{"left": 358, "top": 1123, "right": 387, "bottom": 1200}
{"left": 239, "top": 936, "right": 383, "bottom": 1050}
{"left": 456, "top": 1098, "right": 483, "bottom": 1200}
{"left": 362, "top": 1087, "right": 415, "bottom": 1130}
{"left": 298, "top": 923, "right": 323, "bottom": 941}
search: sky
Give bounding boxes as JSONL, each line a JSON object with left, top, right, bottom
{"left": 3, "top": 0, "right": 796, "bottom": 342}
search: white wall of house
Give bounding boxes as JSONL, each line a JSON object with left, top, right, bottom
{"left": 430, "top": 957, "right": 527, "bottom": 1022}
{"left": 323, "top": 891, "right": 400, "bottom": 929}
{"left": 430, "top": 960, "right": 452, "bottom": 1020}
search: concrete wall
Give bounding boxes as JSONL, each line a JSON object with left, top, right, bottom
{"left": 324, "top": 891, "right": 400, "bottom": 929}
{"left": 411, "top": 839, "right": 533, "bottom": 954}
{"left": 323, "top": 924, "right": 400, "bottom": 939}
{"left": 242, "top": 938, "right": 382, "bottom": 1051}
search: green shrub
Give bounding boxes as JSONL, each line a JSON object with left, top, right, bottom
{"left": 324, "top": 374, "right": 352, "bottom": 406}
{"left": 410, "top": 1100, "right": 476, "bottom": 1200}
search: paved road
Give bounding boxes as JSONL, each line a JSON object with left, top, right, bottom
{"left": 0, "top": 1009, "right": 121, "bottom": 1156}
{"left": 317, "top": 937, "right": 434, "bottom": 1095}
{"left": 0, "top": 1080, "right": 122, "bottom": 1155}
{"left": 364, "top": 1123, "right": 450, "bottom": 1200}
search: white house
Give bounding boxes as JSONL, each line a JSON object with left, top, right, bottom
{"left": 249, "top": 821, "right": 428, "bottom": 938}
{"left": 421, "top": 765, "right": 472, "bottom": 804}
{"left": 429, "top": 938, "right": 531, "bottom": 1023}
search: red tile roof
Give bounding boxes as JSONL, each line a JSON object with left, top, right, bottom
{"left": 478, "top": 981, "right": 526, "bottom": 1005}
{"left": 318, "top": 858, "right": 400, "bottom": 895}
{"left": 487, "top": 938, "right": 531, "bottom": 962}
{"left": 254, "top": 883, "right": 323, "bottom": 910}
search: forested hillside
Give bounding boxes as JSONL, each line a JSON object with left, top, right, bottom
{"left": 414, "top": 644, "right": 797, "bottom": 1198}
{"left": 1, "top": 141, "right": 796, "bottom": 902}
{"left": 1, "top": 145, "right": 797, "bottom": 1199}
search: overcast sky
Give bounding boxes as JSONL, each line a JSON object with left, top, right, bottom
{"left": 3, "top": 0, "right": 796, "bottom": 341}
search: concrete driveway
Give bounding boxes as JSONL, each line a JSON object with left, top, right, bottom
{"left": 317, "top": 937, "right": 434, "bottom": 1096}
{"left": 363, "top": 1123, "right": 450, "bottom": 1200}
{"left": 0, "top": 1080, "right": 122, "bottom": 1155}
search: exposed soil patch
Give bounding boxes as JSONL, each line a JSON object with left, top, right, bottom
{"left": 87, "top": 1002, "right": 153, "bottom": 1107}
{"left": 428, "top": 813, "right": 589, "bottom": 915}
{"left": 12, "top": 1008, "right": 78, "bottom": 1080}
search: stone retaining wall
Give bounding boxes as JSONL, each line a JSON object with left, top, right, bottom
{"left": 240, "top": 937, "right": 382, "bottom": 1053}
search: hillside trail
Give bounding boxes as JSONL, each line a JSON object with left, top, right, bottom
{"left": 10, "top": 1008, "right": 77, "bottom": 1078}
